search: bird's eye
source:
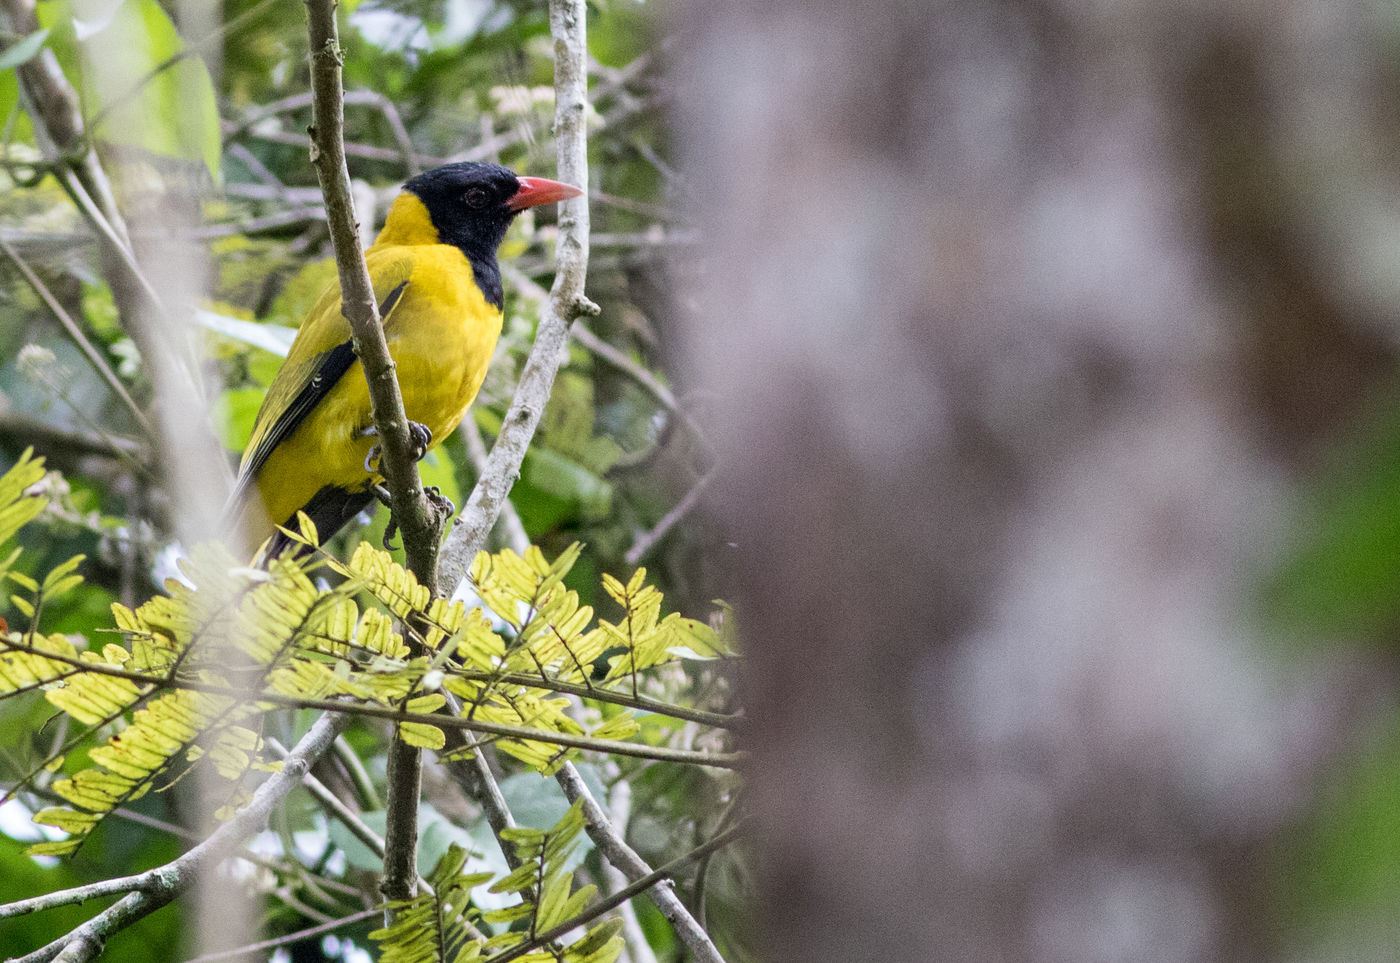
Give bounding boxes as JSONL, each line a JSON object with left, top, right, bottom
{"left": 464, "top": 187, "right": 489, "bottom": 208}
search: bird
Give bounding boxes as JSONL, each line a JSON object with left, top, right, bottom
{"left": 227, "top": 161, "right": 582, "bottom": 559}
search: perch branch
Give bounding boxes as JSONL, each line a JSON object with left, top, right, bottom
{"left": 303, "top": 0, "right": 439, "bottom": 909}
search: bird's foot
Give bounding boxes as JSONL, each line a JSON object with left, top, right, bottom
{"left": 362, "top": 425, "right": 382, "bottom": 474}
{"left": 407, "top": 421, "right": 432, "bottom": 461}
{"left": 424, "top": 485, "right": 456, "bottom": 527}
{"left": 360, "top": 422, "right": 433, "bottom": 473}
{"left": 375, "top": 485, "right": 452, "bottom": 552}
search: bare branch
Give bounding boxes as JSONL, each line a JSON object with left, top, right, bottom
{"left": 603, "top": 780, "right": 659, "bottom": 963}
{"left": 556, "top": 763, "right": 728, "bottom": 963}
{"left": 303, "top": 0, "right": 442, "bottom": 909}
{"left": 625, "top": 472, "right": 713, "bottom": 566}
{"left": 0, "top": 873, "right": 159, "bottom": 921}
{"left": 181, "top": 908, "right": 382, "bottom": 963}
{"left": 304, "top": 0, "right": 440, "bottom": 593}
{"left": 460, "top": 415, "right": 531, "bottom": 554}
{"left": 437, "top": 0, "right": 597, "bottom": 589}
{"left": 483, "top": 815, "right": 745, "bottom": 963}
{"left": 0, "top": 411, "right": 146, "bottom": 463}
{"left": 223, "top": 89, "right": 422, "bottom": 177}
{"left": 569, "top": 319, "right": 678, "bottom": 412}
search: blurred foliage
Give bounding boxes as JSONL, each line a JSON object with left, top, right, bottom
{"left": 0, "top": 0, "right": 739, "bottom": 957}
{"left": 1262, "top": 383, "right": 1400, "bottom": 947}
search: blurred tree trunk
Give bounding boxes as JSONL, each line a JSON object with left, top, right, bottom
{"left": 676, "top": 1, "right": 1396, "bottom": 960}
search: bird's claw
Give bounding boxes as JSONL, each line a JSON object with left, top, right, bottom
{"left": 408, "top": 421, "right": 432, "bottom": 461}
{"left": 361, "top": 422, "right": 433, "bottom": 474}
{"left": 424, "top": 485, "right": 456, "bottom": 524}
{"left": 377, "top": 486, "right": 453, "bottom": 552}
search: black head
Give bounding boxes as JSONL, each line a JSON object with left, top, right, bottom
{"left": 402, "top": 161, "right": 581, "bottom": 309}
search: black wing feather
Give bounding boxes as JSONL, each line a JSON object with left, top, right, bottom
{"left": 228, "top": 281, "right": 409, "bottom": 511}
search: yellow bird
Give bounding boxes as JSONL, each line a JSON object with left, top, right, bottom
{"left": 228, "top": 162, "right": 582, "bottom": 557}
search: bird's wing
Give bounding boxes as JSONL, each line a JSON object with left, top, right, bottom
{"left": 230, "top": 263, "right": 412, "bottom": 510}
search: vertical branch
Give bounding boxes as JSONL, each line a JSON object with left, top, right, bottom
{"left": 302, "top": 0, "right": 437, "bottom": 907}
{"left": 435, "top": 0, "right": 597, "bottom": 590}
{"left": 303, "top": 0, "right": 440, "bottom": 591}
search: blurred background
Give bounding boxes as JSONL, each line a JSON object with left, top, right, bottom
{"left": 676, "top": 0, "right": 1400, "bottom": 961}
{"left": 4, "top": 0, "right": 1400, "bottom": 958}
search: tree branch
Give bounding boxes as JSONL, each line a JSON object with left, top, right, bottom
{"left": 437, "top": 0, "right": 597, "bottom": 590}
{"left": 7, "top": 713, "right": 349, "bottom": 963}
{"left": 556, "top": 763, "right": 728, "bottom": 963}
{"left": 602, "top": 779, "right": 659, "bottom": 963}
{"left": 625, "top": 471, "right": 713, "bottom": 566}
{"left": 0, "top": 411, "right": 147, "bottom": 464}
{"left": 303, "top": 0, "right": 439, "bottom": 591}
{"left": 482, "top": 819, "right": 745, "bottom": 963}
{"left": 0, "top": 636, "right": 745, "bottom": 767}
{"left": 180, "top": 907, "right": 382, "bottom": 963}
{"left": 303, "top": 0, "right": 442, "bottom": 908}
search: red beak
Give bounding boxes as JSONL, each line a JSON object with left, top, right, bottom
{"left": 507, "top": 176, "right": 584, "bottom": 212}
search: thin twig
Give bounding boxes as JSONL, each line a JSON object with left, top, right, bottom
{"left": 0, "top": 411, "right": 146, "bottom": 463}
{"left": 265, "top": 737, "right": 442, "bottom": 903}
{"left": 625, "top": 472, "right": 712, "bottom": 566}
{"left": 331, "top": 734, "right": 381, "bottom": 810}
{"left": 568, "top": 320, "right": 677, "bottom": 411}
{"left": 222, "top": 89, "right": 421, "bottom": 178}
{"left": 266, "top": 738, "right": 385, "bottom": 863}
{"left": 179, "top": 907, "right": 382, "bottom": 963}
{"left": 193, "top": 208, "right": 324, "bottom": 238}
{"left": 437, "top": 0, "right": 597, "bottom": 589}
{"left": 0, "top": 238, "right": 155, "bottom": 438}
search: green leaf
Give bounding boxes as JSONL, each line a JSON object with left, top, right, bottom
{"left": 72, "top": 0, "right": 222, "bottom": 181}
{"left": 515, "top": 446, "right": 615, "bottom": 530}
{"left": 398, "top": 721, "right": 445, "bottom": 750}
{"left": 0, "top": 28, "right": 50, "bottom": 70}
{"left": 41, "top": 554, "right": 85, "bottom": 593}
